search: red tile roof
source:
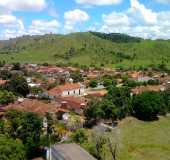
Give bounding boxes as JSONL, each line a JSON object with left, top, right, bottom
{"left": 128, "top": 71, "right": 142, "bottom": 79}
{"left": 0, "top": 80, "right": 7, "bottom": 86}
{"left": 5, "top": 99, "right": 59, "bottom": 116}
{"left": 37, "top": 66, "right": 64, "bottom": 74}
{"left": 48, "top": 83, "right": 81, "bottom": 96}
{"left": 57, "top": 96, "right": 87, "bottom": 110}
{"left": 87, "top": 90, "right": 107, "bottom": 97}
{"left": 131, "top": 85, "right": 164, "bottom": 95}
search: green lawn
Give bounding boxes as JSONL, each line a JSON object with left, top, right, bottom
{"left": 114, "top": 116, "right": 170, "bottom": 160}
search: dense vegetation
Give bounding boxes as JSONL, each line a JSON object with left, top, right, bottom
{"left": 0, "top": 134, "right": 26, "bottom": 160}
{"left": 5, "top": 74, "right": 30, "bottom": 97}
{"left": 0, "top": 110, "right": 43, "bottom": 159}
{"left": 71, "top": 116, "right": 170, "bottom": 160}
{"left": 90, "top": 32, "right": 142, "bottom": 43}
{"left": 85, "top": 86, "right": 170, "bottom": 122}
{"left": 0, "top": 32, "right": 169, "bottom": 69}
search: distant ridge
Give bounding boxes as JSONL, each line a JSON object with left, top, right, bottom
{"left": 0, "top": 32, "right": 169, "bottom": 69}
{"left": 90, "top": 32, "right": 142, "bottom": 43}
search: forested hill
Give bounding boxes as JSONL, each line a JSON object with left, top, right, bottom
{"left": 90, "top": 32, "right": 142, "bottom": 43}
{"left": 0, "top": 32, "right": 169, "bottom": 69}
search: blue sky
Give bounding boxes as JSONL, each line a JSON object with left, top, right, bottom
{"left": 0, "top": 0, "right": 170, "bottom": 39}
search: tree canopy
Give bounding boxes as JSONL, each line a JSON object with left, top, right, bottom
{"left": 3, "top": 110, "right": 42, "bottom": 158}
{"left": 0, "top": 90, "right": 16, "bottom": 105}
{"left": 5, "top": 74, "right": 30, "bottom": 97}
{"left": 132, "top": 91, "right": 166, "bottom": 120}
{"left": 0, "top": 134, "right": 26, "bottom": 160}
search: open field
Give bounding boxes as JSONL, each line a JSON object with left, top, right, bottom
{"left": 0, "top": 32, "right": 170, "bottom": 69}
{"left": 112, "top": 116, "right": 170, "bottom": 160}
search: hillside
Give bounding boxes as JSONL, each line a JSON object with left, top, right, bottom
{"left": 115, "top": 116, "right": 170, "bottom": 160}
{"left": 0, "top": 32, "right": 170, "bottom": 69}
{"left": 89, "top": 116, "right": 170, "bottom": 160}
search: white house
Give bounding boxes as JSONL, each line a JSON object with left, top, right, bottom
{"left": 48, "top": 83, "right": 85, "bottom": 97}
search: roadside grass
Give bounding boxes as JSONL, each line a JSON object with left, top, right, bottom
{"left": 115, "top": 116, "right": 170, "bottom": 160}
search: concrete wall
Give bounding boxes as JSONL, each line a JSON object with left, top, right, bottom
{"left": 61, "top": 88, "right": 84, "bottom": 97}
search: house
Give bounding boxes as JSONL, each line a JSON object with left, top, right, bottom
{"left": 37, "top": 66, "right": 66, "bottom": 76}
{"left": 85, "top": 89, "right": 107, "bottom": 98}
{"left": 137, "top": 76, "right": 154, "bottom": 82}
{"left": 24, "top": 64, "right": 38, "bottom": 72}
{"left": 5, "top": 99, "right": 60, "bottom": 116}
{"left": 47, "top": 143, "right": 96, "bottom": 160}
{"left": 0, "top": 79, "right": 7, "bottom": 87}
{"left": 87, "top": 70, "right": 100, "bottom": 79}
{"left": 48, "top": 83, "right": 85, "bottom": 97}
{"left": 56, "top": 96, "right": 87, "bottom": 114}
{"left": 128, "top": 71, "right": 142, "bottom": 79}
{"left": 131, "top": 85, "right": 165, "bottom": 95}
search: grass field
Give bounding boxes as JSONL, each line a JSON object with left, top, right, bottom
{"left": 111, "top": 116, "right": 170, "bottom": 160}
{"left": 0, "top": 32, "right": 170, "bottom": 69}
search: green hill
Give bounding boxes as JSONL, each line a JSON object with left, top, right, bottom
{"left": 99, "top": 116, "right": 170, "bottom": 160}
{"left": 0, "top": 32, "right": 170, "bottom": 69}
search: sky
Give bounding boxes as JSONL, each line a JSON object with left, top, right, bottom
{"left": 0, "top": 0, "right": 170, "bottom": 40}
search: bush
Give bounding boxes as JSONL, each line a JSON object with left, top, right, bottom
{"left": 0, "top": 90, "right": 16, "bottom": 105}
{"left": 0, "top": 134, "right": 26, "bottom": 160}
{"left": 89, "top": 80, "right": 98, "bottom": 88}
{"left": 5, "top": 74, "right": 30, "bottom": 97}
{"left": 71, "top": 129, "right": 88, "bottom": 144}
{"left": 4, "top": 110, "right": 42, "bottom": 159}
{"left": 132, "top": 91, "right": 166, "bottom": 120}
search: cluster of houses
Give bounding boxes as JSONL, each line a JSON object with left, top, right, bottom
{"left": 0, "top": 64, "right": 170, "bottom": 121}
{"left": 0, "top": 63, "right": 170, "bottom": 160}
{"left": 0, "top": 64, "right": 109, "bottom": 120}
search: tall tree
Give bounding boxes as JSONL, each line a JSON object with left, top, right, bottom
{"left": 6, "top": 74, "right": 30, "bottom": 97}
{"left": 132, "top": 91, "right": 165, "bottom": 120}
{"left": 5, "top": 110, "right": 42, "bottom": 158}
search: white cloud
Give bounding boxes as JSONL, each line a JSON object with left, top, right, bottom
{"left": 98, "top": 0, "right": 170, "bottom": 39}
{"left": 64, "top": 9, "right": 89, "bottom": 32}
{"left": 128, "top": 0, "right": 157, "bottom": 25}
{"left": 75, "top": 0, "right": 122, "bottom": 5}
{"left": 102, "top": 12, "right": 130, "bottom": 27}
{"left": 0, "top": 19, "right": 60, "bottom": 39}
{"left": 0, "top": 14, "right": 24, "bottom": 30}
{"left": 0, "top": 0, "right": 46, "bottom": 12}
{"left": 28, "top": 20, "right": 60, "bottom": 35}
{"left": 0, "top": 29, "right": 26, "bottom": 40}
{"left": 0, "top": 14, "right": 25, "bottom": 39}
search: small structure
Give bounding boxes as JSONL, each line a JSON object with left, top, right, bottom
{"left": 57, "top": 96, "right": 87, "bottom": 114}
{"left": 131, "top": 85, "right": 165, "bottom": 95}
{"left": 137, "top": 76, "right": 154, "bottom": 82}
{"left": 48, "top": 83, "right": 85, "bottom": 97}
{"left": 47, "top": 143, "right": 96, "bottom": 160}
{"left": 5, "top": 99, "right": 59, "bottom": 117}
{"left": 0, "top": 79, "right": 7, "bottom": 87}
{"left": 85, "top": 89, "right": 107, "bottom": 98}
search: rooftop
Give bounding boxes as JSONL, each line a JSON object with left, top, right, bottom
{"left": 131, "top": 85, "right": 165, "bottom": 95}
{"left": 0, "top": 79, "right": 7, "bottom": 86}
{"left": 51, "top": 143, "right": 96, "bottom": 160}
{"left": 57, "top": 96, "right": 87, "bottom": 109}
{"left": 48, "top": 83, "right": 81, "bottom": 96}
{"left": 5, "top": 99, "right": 59, "bottom": 116}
